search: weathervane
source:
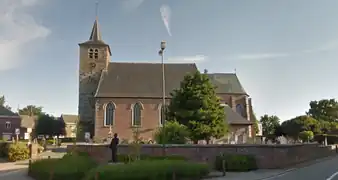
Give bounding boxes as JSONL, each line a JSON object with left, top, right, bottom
{"left": 95, "top": 1, "right": 99, "bottom": 18}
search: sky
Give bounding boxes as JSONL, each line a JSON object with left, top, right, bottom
{"left": 0, "top": 0, "right": 338, "bottom": 121}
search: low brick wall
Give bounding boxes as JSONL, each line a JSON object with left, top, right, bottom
{"left": 67, "top": 143, "right": 336, "bottom": 169}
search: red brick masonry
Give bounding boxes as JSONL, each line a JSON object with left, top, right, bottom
{"left": 67, "top": 143, "right": 336, "bottom": 169}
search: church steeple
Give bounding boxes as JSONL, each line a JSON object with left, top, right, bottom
{"left": 89, "top": 18, "right": 102, "bottom": 42}
{"left": 79, "top": 14, "right": 111, "bottom": 55}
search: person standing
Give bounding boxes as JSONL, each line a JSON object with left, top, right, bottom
{"left": 109, "top": 133, "right": 119, "bottom": 163}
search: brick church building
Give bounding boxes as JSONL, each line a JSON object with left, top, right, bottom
{"left": 78, "top": 18, "right": 255, "bottom": 143}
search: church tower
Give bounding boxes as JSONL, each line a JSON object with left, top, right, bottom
{"left": 78, "top": 17, "right": 111, "bottom": 138}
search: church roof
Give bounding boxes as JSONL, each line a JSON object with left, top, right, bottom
{"left": 95, "top": 62, "right": 198, "bottom": 98}
{"left": 207, "top": 73, "right": 247, "bottom": 94}
{"left": 224, "top": 105, "right": 253, "bottom": 125}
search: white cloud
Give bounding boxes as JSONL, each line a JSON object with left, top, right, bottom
{"left": 0, "top": 0, "right": 50, "bottom": 71}
{"left": 121, "top": 0, "right": 145, "bottom": 12}
{"left": 234, "top": 53, "right": 289, "bottom": 60}
{"left": 167, "top": 55, "right": 208, "bottom": 63}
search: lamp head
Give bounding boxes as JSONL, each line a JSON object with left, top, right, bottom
{"left": 161, "top": 41, "right": 166, "bottom": 50}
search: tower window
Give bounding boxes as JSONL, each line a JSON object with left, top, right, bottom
{"left": 88, "top": 48, "right": 99, "bottom": 59}
{"left": 88, "top": 49, "right": 94, "bottom": 59}
{"left": 94, "top": 49, "right": 99, "bottom": 59}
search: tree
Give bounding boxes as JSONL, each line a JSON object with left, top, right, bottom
{"left": 281, "top": 115, "right": 320, "bottom": 139}
{"left": 307, "top": 99, "right": 338, "bottom": 122}
{"left": 259, "top": 115, "right": 280, "bottom": 137}
{"left": 251, "top": 113, "right": 259, "bottom": 134}
{"left": 19, "top": 105, "right": 43, "bottom": 116}
{"left": 299, "top": 131, "right": 314, "bottom": 142}
{"left": 0, "top": 95, "right": 12, "bottom": 110}
{"left": 34, "top": 114, "right": 65, "bottom": 137}
{"left": 154, "top": 121, "right": 189, "bottom": 144}
{"left": 166, "top": 71, "right": 227, "bottom": 144}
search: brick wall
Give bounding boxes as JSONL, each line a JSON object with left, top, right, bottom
{"left": 67, "top": 143, "right": 336, "bottom": 169}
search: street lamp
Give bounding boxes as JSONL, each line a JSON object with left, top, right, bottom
{"left": 159, "top": 41, "right": 166, "bottom": 156}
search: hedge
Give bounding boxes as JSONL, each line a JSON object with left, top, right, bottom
{"left": 215, "top": 154, "right": 257, "bottom": 172}
{"left": 29, "top": 153, "right": 97, "bottom": 180}
{"left": 83, "top": 160, "right": 210, "bottom": 180}
{"left": 117, "top": 154, "right": 187, "bottom": 163}
{"left": 0, "top": 142, "right": 30, "bottom": 161}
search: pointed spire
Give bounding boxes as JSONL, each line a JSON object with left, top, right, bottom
{"left": 89, "top": 1, "right": 101, "bottom": 41}
{"left": 89, "top": 18, "right": 102, "bottom": 41}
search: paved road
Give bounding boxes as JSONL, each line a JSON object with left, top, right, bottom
{"left": 263, "top": 155, "right": 338, "bottom": 180}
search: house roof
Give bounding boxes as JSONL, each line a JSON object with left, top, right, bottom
{"left": 20, "top": 115, "right": 37, "bottom": 128}
{"left": 224, "top": 105, "right": 253, "bottom": 125}
{"left": 95, "top": 62, "right": 198, "bottom": 98}
{"left": 60, "top": 114, "right": 78, "bottom": 124}
{"left": 207, "top": 73, "right": 247, "bottom": 94}
{"left": 0, "top": 106, "right": 18, "bottom": 116}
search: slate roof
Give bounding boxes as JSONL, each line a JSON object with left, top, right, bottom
{"left": 224, "top": 105, "right": 253, "bottom": 125}
{"left": 0, "top": 106, "right": 18, "bottom": 116}
{"left": 207, "top": 73, "right": 247, "bottom": 94}
{"left": 95, "top": 62, "right": 198, "bottom": 98}
{"left": 60, "top": 114, "right": 78, "bottom": 124}
{"left": 20, "top": 115, "right": 37, "bottom": 128}
{"left": 79, "top": 19, "right": 112, "bottom": 55}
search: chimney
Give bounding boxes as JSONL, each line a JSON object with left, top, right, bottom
{"left": 204, "top": 69, "right": 208, "bottom": 74}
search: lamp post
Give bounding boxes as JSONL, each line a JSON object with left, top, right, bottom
{"left": 159, "top": 41, "right": 166, "bottom": 156}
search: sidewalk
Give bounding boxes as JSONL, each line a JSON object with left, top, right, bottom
{"left": 205, "top": 169, "right": 291, "bottom": 180}
{"left": 0, "top": 169, "right": 33, "bottom": 180}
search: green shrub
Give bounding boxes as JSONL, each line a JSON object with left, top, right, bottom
{"left": 299, "top": 131, "right": 314, "bottom": 142}
{"left": 46, "top": 139, "right": 54, "bottom": 145}
{"left": 154, "top": 121, "right": 189, "bottom": 144}
{"left": 83, "top": 160, "right": 210, "bottom": 180}
{"left": 0, "top": 142, "right": 9, "bottom": 157}
{"left": 30, "top": 153, "right": 97, "bottom": 180}
{"left": 215, "top": 154, "right": 257, "bottom": 172}
{"left": 59, "top": 137, "right": 76, "bottom": 143}
{"left": 117, "top": 154, "right": 187, "bottom": 163}
{"left": 7, "top": 143, "right": 29, "bottom": 162}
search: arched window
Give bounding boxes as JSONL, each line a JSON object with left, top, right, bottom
{"left": 132, "top": 102, "right": 142, "bottom": 126}
{"left": 236, "top": 104, "right": 244, "bottom": 116}
{"left": 88, "top": 48, "right": 94, "bottom": 59}
{"left": 104, "top": 102, "right": 115, "bottom": 126}
{"left": 94, "top": 49, "right": 99, "bottom": 59}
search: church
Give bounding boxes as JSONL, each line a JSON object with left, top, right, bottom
{"left": 78, "top": 18, "right": 255, "bottom": 144}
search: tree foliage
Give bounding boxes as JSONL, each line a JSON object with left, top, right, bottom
{"left": 281, "top": 115, "right": 319, "bottom": 139}
{"left": 0, "top": 95, "right": 11, "bottom": 110}
{"left": 19, "top": 105, "right": 44, "bottom": 116}
{"left": 166, "top": 71, "right": 227, "bottom": 143}
{"left": 299, "top": 131, "right": 314, "bottom": 142}
{"left": 259, "top": 115, "right": 280, "bottom": 136}
{"left": 34, "top": 114, "right": 65, "bottom": 137}
{"left": 307, "top": 99, "right": 338, "bottom": 122}
{"left": 251, "top": 113, "right": 259, "bottom": 134}
{"left": 154, "top": 121, "right": 189, "bottom": 144}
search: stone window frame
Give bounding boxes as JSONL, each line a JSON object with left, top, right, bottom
{"left": 5, "top": 121, "right": 11, "bottom": 129}
{"left": 104, "top": 102, "right": 116, "bottom": 127}
{"left": 131, "top": 102, "right": 144, "bottom": 127}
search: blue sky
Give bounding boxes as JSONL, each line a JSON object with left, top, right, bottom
{"left": 1, "top": 0, "right": 338, "bottom": 121}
